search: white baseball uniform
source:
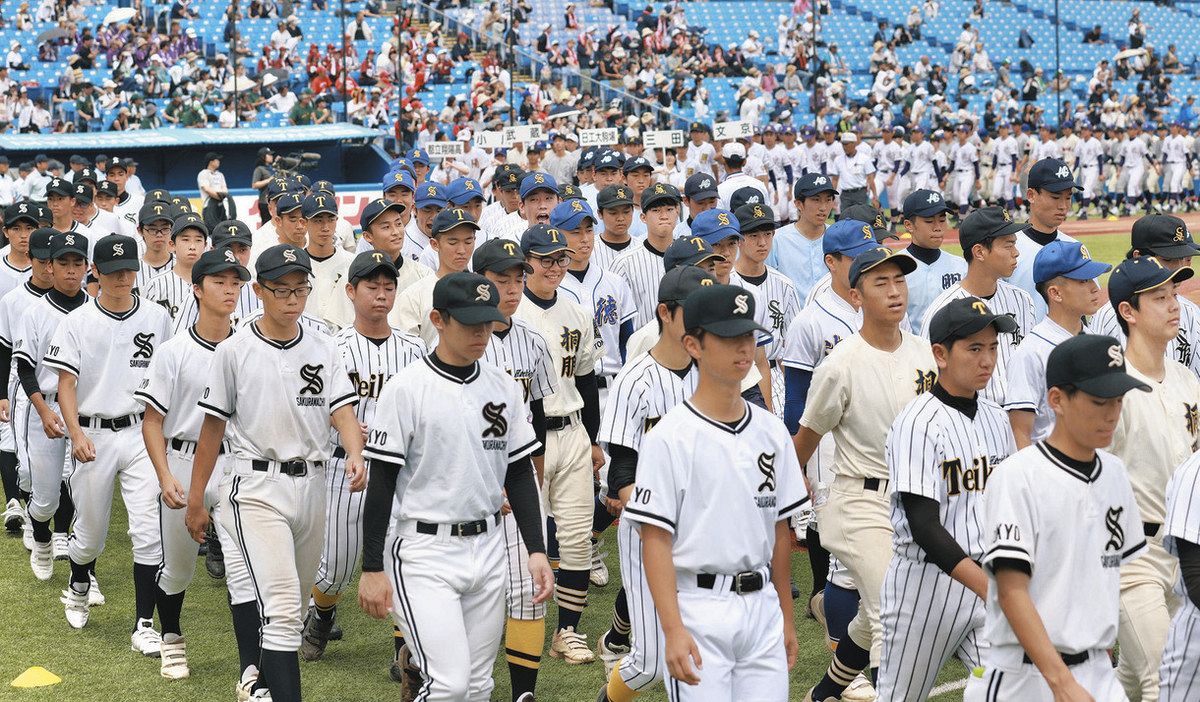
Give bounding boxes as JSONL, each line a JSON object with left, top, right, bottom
{"left": 141, "top": 268, "right": 193, "bottom": 323}
{"left": 905, "top": 246, "right": 968, "bottom": 335}
{"left": 0, "top": 280, "right": 46, "bottom": 491}
{"left": 560, "top": 263, "right": 637, "bottom": 379}
{"left": 1075, "top": 138, "right": 1106, "bottom": 200}
{"left": 1003, "top": 317, "right": 1083, "bottom": 443}
{"left": 1157, "top": 451, "right": 1200, "bottom": 701}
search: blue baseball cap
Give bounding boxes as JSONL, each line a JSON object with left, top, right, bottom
{"left": 903, "top": 189, "right": 952, "bottom": 219}
{"left": 301, "top": 192, "right": 338, "bottom": 218}
{"left": 1108, "top": 256, "right": 1194, "bottom": 309}
{"left": 519, "top": 172, "right": 558, "bottom": 200}
{"left": 390, "top": 157, "right": 415, "bottom": 176}
{"left": 415, "top": 182, "right": 449, "bottom": 209}
{"left": 520, "top": 224, "right": 574, "bottom": 257}
{"left": 794, "top": 172, "right": 837, "bottom": 199}
{"left": 690, "top": 209, "right": 741, "bottom": 246}
{"left": 550, "top": 199, "right": 596, "bottom": 230}
{"left": 446, "top": 178, "right": 485, "bottom": 205}
{"left": 408, "top": 147, "right": 431, "bottom": 166}
{"left": 823, "top": 219, "right": 881, "bottom": 256}
{"left": 528, "top": 140, "right": 549, "bottom": 152}
{"left": 1028, "top": 158, "right": 1081, "bottom": 192}
{"left": 382, "top": 169, "right": 416, "bottom": 193}
{"left": 1033, "top": 240, "right": 1112, "bottom": 284}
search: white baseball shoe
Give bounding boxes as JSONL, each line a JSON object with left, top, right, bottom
{"left": 131, "top": 618, "right": 162, "bottom": 657}
{"left": 250, "top": 689, "right": 273, "bottom": 701}
{"left": 841, "top": 674, "right": 878, "bottom": 702}
{"left": 3, "top": 498, "right": 24, "bottom": 531}
{"left": 21, "top": 520, "right": 33, "bottom": 551}
{"left": 550, "top": 626, "right": 596, "bottom": 664}
{"left": 160, "top": 633, "right": 189, "bottom": 679}
{"left": 64, "top": 586, "right": 89, "bottom": 629}
{"left": 596, "top": 629, "right": 629, "bottom": 678}
{"left": 30, "top": 541, "right": 53, "bottom": 581}
{"left": 60, "top": 574, "right": 105, "bottom": 607}
{"left": 589, "top": 539, "right": 609, "bottom": 587}
{"left": 52, "top": 532, "right": 68, "bottom": 560}
{"left": 236, "top": 665, "right": 260, "bottom": 702}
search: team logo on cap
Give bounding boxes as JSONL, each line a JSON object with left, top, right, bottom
{"left": 17, "top": 204, "right": 28, "bottom": 213}
{"left": 617, "top": 188, "right": 628, "bottom": 199}
{"left": 393, "top": 173, "right": 404, "bottom": 182}
{"left": 733, "top": 294, "right": 749, "bottom": 315}
{"left": 112, "top": 243, "right": 125, "bottom": 256}
{"left": 700, "top": 278, "right": 714, "bottom": 286}
{"left": 426, "top": 185, "right": 438, "bottom": 196}
{"left": 813, "top": 176, "right": 828, "bottom": 185}
{"left": 1001, "top": 209, "right": 1012, "bottom": 223}
{"left": 283, "top": 249, "right": 297, "bottom": 263}
{"left": 76, "top": 185, "right": 85, "bottom": 194}
{"left": 700, "top": 179, "right": 712, "bottom": 189}
{"left": 861, "top": 225, "right": 873, "bottom": 240}
{"left": 746, "top": 194, "right": 761, "bottom": 204}
{"left": 475, "top": 283, "right": 492, "bottom": 302}
{"left": 465, "top": 181, "right": 475, "bottom": 190}
{"left": 533, "top": 174, "right": 545, "bottom": 184}
{"left": 1107, "top": 344, "right": 1124, "bottom": 368}
{"left": 1055, "top": 165, "right": 1071, "bottom": 179}
{"left": 224, "top": 249, "right": 237, "bottom": 263}
{"left": 971, "top": 300, "right": 987, "bottom": 315}
{"left": 1080, "top": 244, "right": 1091, "bottom": 259}
{"left": 874, "top": 214, "right": 885, "bottom": 228}
{"left": 1176, "top": 226, "right": 1189, "bottom": 242}
{"left": 64, "top": 234, "right": 75, "bottom": 246}
{"left": 571, "top": 200, "right": 583, "bottom": 213}
{"left": 481, "top": 402, "right": 508, "bottom": 439}
{"left": 502, "top": 241, "right": 517, "bottom": 256}
{"left": 226, "top": 224, "right": 240, "bottom": 236}
{"left": 753, "top": 205, "right": 765, "bottom": 219}
{"left": 653, "top": 184, "right": 664, "bottom": 194}
{"left": 717, "top": 213, "right": 730, "bottom": 227}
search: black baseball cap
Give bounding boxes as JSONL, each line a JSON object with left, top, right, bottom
{"left": 495, "top": 165, "right": 524, "bottom": 191}
{"left": 51, "top": 231, "right": 88, "bottom": 260}
{"left": 959, "top": 207, "right": 1026, "bottom": 254}
{"left": 1028, "top": 158, "right": 1081, "bottom": 192}
{"left": 735, "top": 203, "right": 775, "bottom": 232}
{"left": 848, "top": 246, "right": 917, "bottom": 287}
{"left": 558, "top": 183, "right": 584, "bottom": 201}
{"left": 95, "top": 181, "right": 118, "bottom": 198}
{"left": 192, "top": 247, "right": 252, "bottom": 285}
{"left": 29, "top": 228, "right": 56, "bottom": 260}
{"left": 107, "top": 156, "right": 133, "bottom": 172}
{"left": 689, "top": 121, "right": 710, "bottom": 134}
{"left": 145, "top": 188, "right": 172, "bottom": 204}
{"left": 520, "top": 224, "right": 573, "bottom": 257}
{"left": 794, "top": 173, "right": 837, "bottom": 199}
{"left": 642, "top": 182, "right": 682, "bottom": 210}
{"left": 682, "top": 284, "right": 768, "bottom": 337}
{"left": 729, "top": 186, "right": 767, "bottom": 212}
{"left": 928, "top": 296, "right": 1019, "bottom": 345}
{"left": 275, "top": 192, "right": 304, "bottom": 216}
{"left": 75, "top": 167, "right": 99, "bottom": 185}
{"left": 347, "top": 250, "right": 399, "bottom": 284}
{"left": 1130, "top": 214, "right": 1200, "bottom": 259}
{"left": 212, "top": 219, "right": 253, "bottom": 247}
{"left": 46, "top": 178, "right": 72, "bottom": 197}
{"left": 1046, "top": 334, "right": 1150, "bottom": 397}
{"left": 171, "top": 212, "right": 209, "bottom": 239}
{"left": 72, "top": 182, "right": 94, "bottom": 204}
{"left": 593, "top": 150, "right": 624, "bottom": 172}
{"left": 903, "top": 189, "right": 952, "bottom": 219}
{"left": 840, "top": 204, "right": 892, "bottom": 239}
{"left": 4, "top": 202, "right": 39, "bottom": 227}
{"left": 598, "top": 185, "right": 635, "bottom": 210}
{"left": 432, "top": 271, "right": 506, "bottom": 325}
{"left": 430, "top": 207, "right": 480, "bottom": 237}
{"left": 255, "top": 244, "right": 312, "bottom": 281}
{"left": 169, "top": 203, "right": 193, "bottom": 221}
{"left": 1107, "top": 256, "right": 1194, "bottom": 309}
{"left": 658, "top": 265, "right": 717, "bottom": 303}
{"left": 664, "top": 235, "right": 724, "bottom": 271}
{"left": 302, "top": 193, "right": 338, "bottom": 218}
{"left": 93, "top": 234, "right": 141, "bottom": 274}
{"left": 472, "top": 238, "right": 532, "bottom": 274}
{"left": 684, "top": 174, "right": 718, "bottom": 202}
{"left": 360, "top": 198, "right": 406, "bottom": 229}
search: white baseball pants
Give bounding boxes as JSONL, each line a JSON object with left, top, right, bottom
{"left": 965, "top": 652, "right": 1126, "bottom": 702}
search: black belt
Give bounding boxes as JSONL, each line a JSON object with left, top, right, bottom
{"left": 842, "top": 186, "right": 867, "bottom": 193}
{"left": 1144, "top": 522, "right": 1161, "bottom": 538}
{"left": 863, "top": 477, "right": 888, "bottom": 492}
{"left": 79, "top": 412, "right": 144, "bottom": 430}
{"left": 41, "top": 392, "right": 56, "bottom": 403}
{"left": 697, "top": 570, "right": 765, "bottom": 595}
{"left": 169, "top": 438, "right": 225, "bottom": 455}
{"left": 332, "top": 446, "right": 346, "bottom": 459}
{"left": 416, "top": 511, "right": 500, "bottom": 537}
{"left": 546, "top": 415, "right": 573, "bottom": 431}
{"left": 251, "top": 459, "right": 315, "bottom": 477}
{"left": 597, "top": 376, "right": 609, "bottom": 389}
{"left": 1023, "top": 650, "right": 1090, "bottom": 667}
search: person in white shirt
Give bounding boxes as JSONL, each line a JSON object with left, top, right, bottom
{"left": 716, "top": 143, "right": 769, "bottom": 211}
{"left": 832, "top": 133, "right": 877, "bottom": 210}
{"left": 685, "top": 123, "right": 717, "bottom": 177}
{"left": 196, "top": 153, "right": 228, "bottom": 212}
{"left": 267, "top": 85, "right": 298, "bottom": 114}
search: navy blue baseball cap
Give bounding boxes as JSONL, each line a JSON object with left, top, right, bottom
{"left": 1028, "top": 158, "right": 1081, "bottom": 192}
{"left": 594, "top": 150, "right": 625, "bottom": 171}
{"left": 928, "top": 296, "right": 1020, "bottom": 346}
{"left": 312, "top": 180, "right": 336, "bottom": 195}
{"left": 823, "top": 219, "right": 881, "bottom": 256}
{"left": 29, "top": 228, "right": 56, "bottom": 260}
{"left": 432, "top": 272, "right": 506, "bottom": 325}
{"left": 519, "top": 172, "right": 558, "bottom": 200}
{"left": 1046, "top": 334, "right": 1150, "bottom": 397}
{"left": 301, "top": 193, "right": 338, "bottom": 218}
{"left": 1033, "top": 240, "right": 1112, "bottom": 284}
{"left": 730, "top": 186, "right": 768, "bottom": 212}
{"left": 415, "top": 182, "right": 449, "bottom": 209}
{"left": 682, "top": 284, "right": 768, "bottom": 338}
{"left": 360, "top": 198, "right": 406, "bottom": 229}
{"left": 382, "top": 169, "right": 416, "bottom": 193}
{"left": 275, "top": 192, "right": 304, "bottom": 216}
{"left": 794, "top": 172, "right": 837, "bottom": 199}
{"left": 520, "top": 224, "right": 574, "bottom": 257}
{"left": 255, "top": 244, "right": 312, "bottom": 281}
{"left": 658, "top": 265, "right": 717, "bottom": 302}
{"left": 848, "top": 246, "right": 917, "bottom": 287}
{"left": 684, "top": 173, "right": 718, "bottom": 202}
{"left": 691, "top": 209, "right": 741, "bottom": 246}
{"left": 430, "top": 207, "right": 480, "bottom": 237}
{"left": 578, "top": 147, "right": 599, "bottom": 170}
{"left": 550, "top": 199, "right": 596, "bottom": 230}
{"left": 266, "top": 179, "right": 293, "bottom": 201}
{"left": 447, "top": 178, "right": 485, "bottom": 205}
{"left": 623, "top": 156, "right": 653, "bottom": 173}
{"left": 1107, "top": 256, "right": 1194, "bottom": 309}
{"left": 664, "top": 235, "right": 724, "bottom": 271}
{"left": 959, "top": 207, "right": 1026, "bottom": 254}
{"left": 903, "top": 189, "right": 952, "bottom": 219}
{"left": 408, "top": 147, "right": 431, "bottom": 166}
{"left": 348, "top": 250, "right": 399, "bottom": 284}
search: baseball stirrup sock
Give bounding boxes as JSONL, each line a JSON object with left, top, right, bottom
{"left": 0, "top": 451, "right": 17, "bottom": 503}
{"left": 30, "top": 515, "right": 51, "bottom": 542}
{"left": 506, "top": 617, "right": 543, "bottom": 698}
{"left": 156, "top": 587, "right": 185, "bottom": 636}
{"left": 606, "top": 666, "right": 639, "bottom": 702}
{"left": 811, "top": 636, "right": 870, "bottom": 700}
{"left": 54, "top": 480, "right": 73, "bottom": 532}
{"left": 593, "top": 494, "right": 616, "bottom": 533}
{"left": 259, "top": 649, "right": 300, "bottom": 702}
{"left": 69, "top": 558, "right": 93, "bottom": 588}
{"left": 230, "top": 601, "right": 262, "bottom": 674}
{"left": 555, "top": 569, "right": 589, "bottom": 630}
{"left": 806, "top": 525, "right": 829, "bottom": 595}
{"left": 393, "top": 627, "right": 405, "bottom": 656}
{"left": 608, "top": 587, "right": 631, "bottom": 648}
{"left": 311, "top": 587, "right": 339, "bottom": 620}
{"left": 134, "top": 562, "right": 159, "bottom": 622}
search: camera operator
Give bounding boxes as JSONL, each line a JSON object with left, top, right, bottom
{"left": 198, "top": 151, "right": 233, "bottom": 229}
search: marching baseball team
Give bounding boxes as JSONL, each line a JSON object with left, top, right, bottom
{"left": 3, "top": 140, "right": 1200, "bottom": 702}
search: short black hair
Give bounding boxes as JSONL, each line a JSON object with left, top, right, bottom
{"left": 1114, "top": 295, "right": 1143, "bottom": 336}
{"left": 654, "top": 300, "right": 682, "bottom": 334}
{"left": 963, "top": 238, "right": 1000, "bottom": 263}
{"left": 351, "top": 271, "right": 397, "bottom": 288}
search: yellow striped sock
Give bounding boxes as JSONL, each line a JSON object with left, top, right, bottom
{"left": 505, "top": 618, "right": 544, "bottom": 669}
{"left": 606, "top": 665, "right": 640, "bottom": 702}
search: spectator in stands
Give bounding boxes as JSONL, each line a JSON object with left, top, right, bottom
{"left": 171, "top": 0, "right": 199, "bottom": 19}
{"left": 1129, "top": 9, "right": 1148, "bottom": 49}
{"left": 268, "top": 84, "right": 298, "bottom": 114}
{"left": 248, "top": 0, "right": 275, "bottom": 19}
{"left": 1164, "top": 44, "right": 1184, "bottom": 73}
{"left": 907, "top": 5, "right": 923, "bottom": 40}
{"left": 1178, "top": 96, "right": 1197, "bottom": 127}
{"left": 6, "top": 41, "right": 28, "bottom": 71}
{"left": 1085, "top": 24, "right": 1104, "bottom": 44}
{"left": 312, "top": 97, "right": 333, "bottom": 124}
{"left": 289, "top": 91, "right": 317, "bottom": 125}
{"left": 13, "top": 3, "right": 32, "bottom": 31}
{"left": 218, "top": 100, "right": 236, "bottom": 128}
{"left": 347, "top": 11, "right": 374, "bottom": 42}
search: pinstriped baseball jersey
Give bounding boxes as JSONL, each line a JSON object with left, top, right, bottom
{"left": 44, "top": 297, "right": 172, "bottom": 418}
{"left": 597, "top": 351, "right": 696, "bottom": 452}
{"left": 141, "top": 269, "right": 192, "bottom": 322}
{"left": 560, "top": 264, "right": 637, "bottom": 377}
{"left": 482, "top": 316, "right": 558, "bottom": 408}
{"left": 333, "top": 326, "right": 424, "bottom": 448}
{"left": 887, "top": 391, "right": 1016, "bottom": 562}
{"left": 514, "top": 291, "right": 603, "bottom": 417}
{"left": 1003, "top": 317, "right": 1081, "bottom": 443}
{"left": 590, "top": 236, "right": 643, "bottom": 274}
{"left": 919, "top": 281, "right": 1036, "bottom": 405}
{"left": 1090, "top": 297, "right": 1200, "bottom": 377}
{"left": 1163, "top": 451, "right": 1200, "bottom": 634}
{"left": 733, "top": 266, "right": 800, "bottom": 361}
{"left": 610, "top": 240, "right": 668, "bottom": 329}
{"left": 134, "top": 327, "right": 225, "bottom": 441}
{"left": 136, "top": 254, "right": 174, "bottom": 293}
{"left": 364, "top": 358, "right": 540, "bottom": 522}
{"left": 172, "top": 282, "right": 261, "bottom": 336}
{"left": 11, "top": 292, "right": 88, "bottom": 395}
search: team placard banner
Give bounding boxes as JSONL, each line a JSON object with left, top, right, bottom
{"left": 502, "top": 124, "right": 545, "bottom": 145}
{"left": 473, "top": 130, "right": 508, "bottom": 149}
{"left": 713, "top": 120, "right": 753, "bottom": 140}
{"left": 642, "top": 129, "right": 685, "bottom": 149}
{"left": 579, "top": 128, "right": 620, "bottom": 147}
{"left": 426, "top": 141, "right": 465, "bottom": 159}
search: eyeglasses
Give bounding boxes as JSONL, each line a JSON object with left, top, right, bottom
{"left": 259, "top": 283, "right": 312, "bottom": 299}
{"left": 143, "top": 226, "right": 171, "bottom": 237}
{"left": 533, "top": 255, "right": 570, "bottom": 269}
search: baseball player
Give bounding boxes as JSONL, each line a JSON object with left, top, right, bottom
{"left": 136, "top": 248, "right": 256, "bottom": 680}
{"left": 1163, "top": 123, "right": 1190, "bottom": 213}
{"left": 905, "top": 126, "right": 940, "bottom": 194}
{"left": 249, "top": 191, "right": 309, "bottom": 269}
{"left": 594, "top": 266, "right": 714, "bottom": 702}
{"left": 594, "top": 185, "right": 644, "bottom": 273}
{"left": 901, "top": 189, "right": 967, "bottom": 333}
{"left": 46, "top": 233, "right": 171, "bottom": 651}
{"left": 134, "top": 202, "right": 176, "bottom": 291}
{"left": 1158, "top": 445, "right": 1200, "bottom": 701}
{"left": 1005, "top": 241, "right": 1111, "bottom": 448}
{"left": 796, "top": 246, "right": 936, "bottom": 700}
{"left": 875, "top": 297, "right": 1018, "bottom": 701}
{"left": 990, "top": 123, "right": 1022, "bottom": 210}
{"left": 142, "top": 212, "right": 207, "bottom": 324}
{"left": 478, "top": 164, "right": 525, "bottom": 241}
{"left": 766, "top": 173, "right": 837, "bottom": 303}
{"left": 302, "top": 192, "right": 355, "bottom": 332}
{"left": 170, "top": 221, "right": 265, "bottom": 335}
{"left": 391, "top": 206, "right": 479, "bottom": 349}
{"left": 611, "top": 184, "right": 684, "bottom": 329}
{"left": 620, "top": 238, "right": 726, "bottom": 358}
{"left": 187, "top": 243, "right": 365, "bottom": 702}
{"left": 0, "top": 203, "right": 33, "bottom": 527}
{"left": 920, "top": 207, "right": 1036, "bottom": 406}
{"left": 1073, "top": 124, "right": 1106, "bottom": 219}
{"left": 1008, "top": 158, "right": 1082, "bottom": 320}
{"left": 1120, "top": 123, "right": 1154, "bottom": 216}
{"left": 417, "top": 177, "right": 486, "bottom": 271}
{"left": 673, "top": 174, "right": 719, "bottom": 239}
{"left": 966, "top": 334, "right": 1149, "bottom": 702}
{"left": 948, "top": 124, "right": 980, "bottom": 217}
{"left": 516, "top": 223, "right": 605, "bottom": 664}
{"left": 1104, "top": 257, "right": 1200, "bottom": 701}
{"left": 357, "top": 271, "right": 553, "bottom": 702}
{"left": 356, "top": 198, "right": 434, "bottom": 296}
{"left": 873, "top": 126, "right": 903, "bottom": 223}
{"left": 624, "top": 282, "right": 808, "bottom": 700}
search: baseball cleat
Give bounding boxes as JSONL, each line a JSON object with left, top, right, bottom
{"left": 589, "top": 539, "right": 609, "bottom": 587}
{"left": 550, "top": 626, "right": 596, "bottom": 664}
{"left": 596, "top": 630, "right": 629, "bottom": 678}
{"left": 66, "top": 574, "right": 105, "bottom": 607}
{"left": 802, "top": 688, "right": 838, "bottom": 702}
{"left": 160, "top": 633, "right": 189, "bottom": 679}
{"left": 30, "top": 541, "right": 53, "bottom": 580}
{"left": 516, "top": 694, "right": 535, "bottom": 702}
{"left": 64, "top": 586, "right": 89, "bottom": 628}
{"left": 328, "top": 618, "right": 343, "bottom": 641}
{"left": 205, "top": 523, "right": 224, "bottom": 579}
{"left": 395, "top": 644, "right": 422, "bottom": 702}
{"left": 236, "top": 664, "right": 260, "bottom": 702}
{"left": 299, "top": 612, "right": 334, "bottom": 662}
{"left": 22, "top": 520, "right": 33, "bottom": 551}
{"left": 595, "top": 687, "right": 610, "bottom": 702}
{"left": 52, "top": 532, "right": 68, "bottom": 560}
{"left": 250, "top": 690, "right": 273, "bottom": 701}
{"left": 131, "top": 618, "right": 163, "bottom": 657}
{"left": 4, "top": 498, "right": 24, "bottom": 532}
{"left": 841, "top": 674, "right": 878, "bottom": 702}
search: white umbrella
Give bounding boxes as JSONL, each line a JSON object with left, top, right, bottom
{"left": 1114, "top": 47, "right": 1146, "bottom": 61}
{"left": 223, "top": 75, "right": 256, "bottom": 92}
{"left": 103, "top": 7, "right": 137, "bottom": 25}
{"left": 260, "top": 73, "right": 279, "bottom": 88}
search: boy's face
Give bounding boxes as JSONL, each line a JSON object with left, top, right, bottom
{"left": 52, "top": 254, "right": 87, "bottom": 294}
{"left": 255, "top": 270, "right": 310, "bottom": 323}
{"left": 171, "top": 230, "right": 207, "bottom": 264}
{"left": 430, "top": 226, "right": 476, "bottom": 272}
{"left": 905, "top": 213, "right": 949, "bottom": 248}
{"left": 738, "top": 227, "right": 774, "bottom": 265}
{"left": 600, "top": 205, "right": 633, "bottom": 236}
{"left": 307, "top": 213, "right": 338, "bottom": 248}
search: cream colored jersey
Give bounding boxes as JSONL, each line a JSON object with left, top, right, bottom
{"left": 1109, "top": 361, "right": 1200, "bottom": 524}
{"left": 800, "top": 331, "right": 938, "bottom": 480}
{"left": 515, "top": 290, "right": 604, "bottom": 417}
{"left": 389, "top": 273, "right": 439, "bottom": 350}
{"left": 305, "top": 247, "right": 355, "bottom": 331}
